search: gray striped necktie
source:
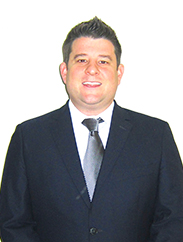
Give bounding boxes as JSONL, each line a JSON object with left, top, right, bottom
{"left": 82, "top": 118, "right": 104, "bottom": 200}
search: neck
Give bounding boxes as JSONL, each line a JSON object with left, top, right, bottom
{"left": 71, "top": 100, "right": 114, "bottom": 116}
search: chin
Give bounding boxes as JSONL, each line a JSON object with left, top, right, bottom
{"left": 82, "top": 98, "right": 102, "bottom": 106}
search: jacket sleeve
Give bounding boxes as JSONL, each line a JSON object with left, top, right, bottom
{"left": 0, "top": 125, "right": 41, "bottom": 242}
{"left": 149, "top": 123, "right": 183, "bottom": 241}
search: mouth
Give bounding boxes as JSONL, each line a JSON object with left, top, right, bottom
{"left": 82, "top": 81, "right": 102, "bottom": 88}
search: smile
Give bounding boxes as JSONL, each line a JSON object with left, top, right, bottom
{"left": 82, "top": 81, "right": 102, "bottom": 87}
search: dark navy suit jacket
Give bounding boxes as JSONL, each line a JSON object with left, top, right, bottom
{"left": 0, "top": 102, "right": 183, "bottom": 241}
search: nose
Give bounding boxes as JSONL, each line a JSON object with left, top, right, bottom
{"left": 85, "top": 62, "right": 99, "bottom": 75}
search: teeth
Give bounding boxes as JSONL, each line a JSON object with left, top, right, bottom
{"left": 83, "top": 82, "right": 101, "bottom": 86}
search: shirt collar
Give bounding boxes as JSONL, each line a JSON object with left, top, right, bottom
{"left": 68, "top": 100, "right": 114, "bottom": 126}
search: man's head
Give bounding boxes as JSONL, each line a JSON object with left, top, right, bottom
{"left": 62, "top": 17, "right": 122, "bottom": 68}
{"left": 60, "top": 17, "right": 124, "bottom": 116}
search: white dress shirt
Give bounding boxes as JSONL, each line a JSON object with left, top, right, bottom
{"left": 68, "top": 100, "right": 114, "bottom": 168}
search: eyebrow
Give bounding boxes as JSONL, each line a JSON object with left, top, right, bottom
{"left": 98, "top": 55, "right": 112, "bottom": 61}
{"left": 74, "top": 54, "right": 87, "bottom": 60}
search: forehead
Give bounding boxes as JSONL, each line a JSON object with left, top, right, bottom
{"left": 70, "top": 37, "right": 115, "bottom": 56}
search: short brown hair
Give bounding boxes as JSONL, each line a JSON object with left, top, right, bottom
{"left": 62, "top": 17, "right": 122, "bottom": 67}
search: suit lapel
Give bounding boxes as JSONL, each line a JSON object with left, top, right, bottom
{"left": 49, "top": 103, "right": 91, "bottom": 208}
{"left": 95, "top": 104, "right": 133, "bottom": 194}
{"left": 48, "top": 102, "right": 132, "bottom": 206}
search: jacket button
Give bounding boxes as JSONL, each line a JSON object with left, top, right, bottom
{"left": 90, "top": 227, "right": 98, "bottom": 235}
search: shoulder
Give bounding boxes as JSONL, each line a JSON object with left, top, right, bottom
{"left": 114, "top": 103, "right": 169, "bottom": 134}
{"left": 115, "top": 103, "right": 166, "bottom": 123}
{"left": 16, "top": 102, "right": 69, "bottom": 132}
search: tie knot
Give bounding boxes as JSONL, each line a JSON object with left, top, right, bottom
{"left": 82, "top": 118, "right": 103, "bottom": 134}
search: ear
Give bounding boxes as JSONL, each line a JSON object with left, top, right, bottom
{"left": 117, "top": 64, "right": 124, "bottom": 85}
{"left": 59, "top": 62, "right": 68, "bottom": 84}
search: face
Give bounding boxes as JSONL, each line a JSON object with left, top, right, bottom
{"left": 60, "top": 37, "right": 124, "bottom": 115}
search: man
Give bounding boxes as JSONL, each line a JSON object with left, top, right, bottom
{"left": 0, "top": 17, "right": 183, "bottom": 242}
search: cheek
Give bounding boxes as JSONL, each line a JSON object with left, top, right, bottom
{"left": 65, "top": 76, "right": 80, "bottom": 95}
{"left": 102, "top": 68, "right": 117, "bottom": 79}
{"left": 67, "top": 67, "right": 84, "bottom": 83}
{"left": 103, "top": 71, "right": 119, "bottom": 86}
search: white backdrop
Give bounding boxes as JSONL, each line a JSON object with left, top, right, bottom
{"left": 0, "top": 0, "right": 182, "bottom": 180}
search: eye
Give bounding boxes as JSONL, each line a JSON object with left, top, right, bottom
{"left": 77, "top": 59, "right": 87, "bottom": 63}
{"left": 99, "top": 60, "right": 108, "bottom": 65}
